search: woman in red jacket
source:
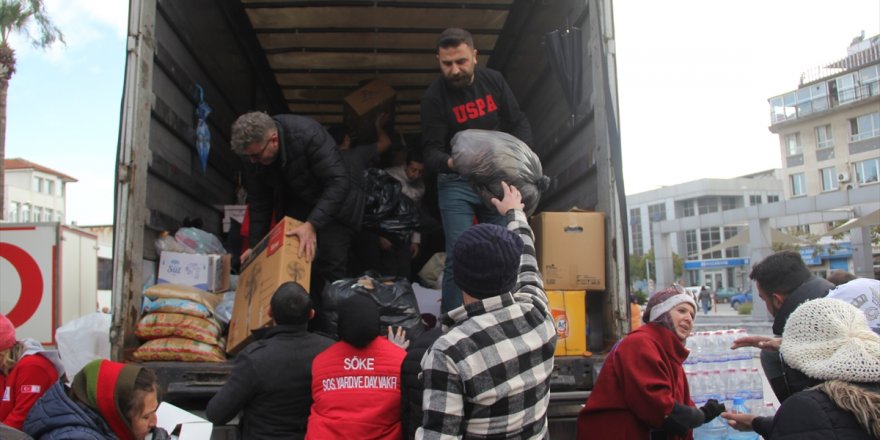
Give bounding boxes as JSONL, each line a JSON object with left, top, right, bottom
{"left": 307, "top": 294, "right": 406, "bottom": 440}
{"left": 577, "top": 287, "right": 724, "bottom": 440}
{"left": 0, "top": 313, "right": 63, "bottom": 430}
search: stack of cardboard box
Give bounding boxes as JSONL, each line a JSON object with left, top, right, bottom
{"left": 532, "top": 211, "right": 605, "bottom": 357}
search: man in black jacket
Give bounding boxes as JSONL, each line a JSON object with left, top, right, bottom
{"left": 421, "top": 27, "right": 533, "bottom": 313}
{"left": 206, "top": 282, "right": 333, "bottom": 439}
{"left": 731, "top": 250, "right": 833, "bottom": 401}
{"left": 232, "top": 112, "right": 364, "bottom": 292}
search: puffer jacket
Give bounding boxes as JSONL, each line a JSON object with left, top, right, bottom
{"left": 757, "top": 380, "right": 880, "bottom": 440}
{"left": 400, "top": 327, "right": 441, "bottom": 439}
{"left": 245, "top": 114, "right": 365, "bottom": 244}
{"left": 22, "top": 382, "right": 116, "bottom": 440}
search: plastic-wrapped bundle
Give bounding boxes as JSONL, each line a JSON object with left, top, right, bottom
{"left": 362, "top": 168, "right": 420, "bottom": 244}
{"left": 318, "top": 275, "right": 423, "bottom": 340}
{"left": 451, "top": 129, "right": 550, "bottom": 215}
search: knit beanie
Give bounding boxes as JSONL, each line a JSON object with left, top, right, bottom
{"left": 0, "top": 314, "right": 15, "bottom": 351}
{"left": 337, "top": 294, "right": 380, "bottom": 349}
{"left": 781, "top": 298, "right": 880, "bottom": 383}
{"left": 642, "top": 287, "right": 697, "bottom": 330}
{"left": 453, "top": 223, "right": 523, "bottom": 299}
{"left": 71, "top": 359, "right": 142, "bottom": 440}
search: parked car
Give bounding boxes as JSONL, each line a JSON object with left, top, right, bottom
{"left": 714, "top": 287, "right": 740, "bottom": 303}
{"left": 730, "top": 291, "right": 753, "bottom": 311}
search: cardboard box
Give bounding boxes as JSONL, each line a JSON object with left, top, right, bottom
{"left": 156, "top": 401, "right": 213, "bottom": 439}
{"left": 532, "top": 211, "right": 605, "bottom": 290}
{"left": 226, "top": 217, "right": 311, "bottom": 354}
{"left": 548, "top": 290, "right": 588, "bottom": 356}
{"left": 157, "top": 251, "right": 231, "bottom": 292}
{"left": 343, "top": 79, "right": 396, "bottom": 139}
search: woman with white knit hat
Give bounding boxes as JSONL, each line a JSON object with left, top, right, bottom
{"left": 577, "top": 286, "right": 725, "bottom": 440}
{"left": 723, "top": 298, "right": 880, "bottom": 439}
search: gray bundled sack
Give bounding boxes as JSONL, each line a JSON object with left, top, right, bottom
{"left": 451, "top": 129, "right": 550, "bottom": 215}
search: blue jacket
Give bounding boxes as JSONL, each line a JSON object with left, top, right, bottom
{"left": 22, "top": 382, "right": 117, "bottom": 440}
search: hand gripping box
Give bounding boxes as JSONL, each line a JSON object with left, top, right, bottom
{"left": 532, "top": 211, "right": 605, "bottom": 290}
{"left": 226, "top": 217, "right": 311, "bottom": 354}
{"left": 343, "top": 79, "right": 396, "bottom": 139}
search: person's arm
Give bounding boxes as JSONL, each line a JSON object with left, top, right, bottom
{"left": 303, "top": 119, "right": 350, "bottom": 230}
{"left": 205, "top": 352, "right": 257, "bottom": 424}
{"left": 420, "top": 87, "right": 453, "bottom": 174}
{"left": 491, "top": 182, "right": 546, "bottom": 308}
{"left": 416, "top": 348, "right": 466, "bottom": 439}
{"left": 731, "top": 335, "right": 781, "bottom": 352}
{"left": 496, "top": 75, "right": 533, "bottom": 146}
{"left": 1, "top": 362, "right": 57, "bottom": 429}
{"left": 243, "top": 163, "right": 273, "bottom": 246}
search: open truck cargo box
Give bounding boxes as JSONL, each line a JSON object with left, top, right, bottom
{"left": 115, "top": 0, "right": 629, "bottom": 423}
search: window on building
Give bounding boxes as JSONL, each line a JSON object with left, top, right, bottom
{"left": 815, "top": 125, "right": 833, "bottom": 149}
{"left": 749, "top": 195, "right": 762, "bottom": 206}
{"left": 33, "top": 177, "right": 43, "bottom": 193}
{"left": 55, "top": 211, "right": 63, "bottom": 222}
{"left": 769, "top": 91, "right": 797, "bottom": 123}
{"left": 9, "top": 202, "right": 20, "bottom": 222}
{"left": 21, "top": 204, "right": 30, "bottom": 222}
{"left": 698, "top": 197, "right": 719, "bottom": 215}
{"left": 850, "top": 111, "right": 880, "bottom": 142}
{"left": 682, "top": 200, "right": 695, "bottom": 217}
{"left": 723, "top": 227, "right": 740, "bottom": 258}
{"left": 98, "top": 258, "right": 113, "bottom": 290}
{"left": 790, "top": 173, "right": 807, "bottom": 197}
{"left": 648, "top": 203, "right": 666, "bottom": 222}
{"left": 47, "top": 180, "right": 55, "bottom": 195}
{"left": 44, "top": 208, "right": 53, "bottom": 222}
{"left": 796, "top": 83, "right": 828, "bottom": 116}
{"left": 820, "top": 167, "right": 838, "bottom": 192}
{"left": 33, "top": 206, "right": 42, "bottom": 222}
{"left": 837, "top": 73, "right": 858, "bottom": 104}
{"left": 630, "top": 208, "right": 643, "bottom": 256}
{"left": 700, "top": 227, "right": 722, "bottom": 259}
{"left": 860, "top": 65, "right": 880, "bottom": 97}
{"left": 785, "top": 133, "right": 802, "bottom": 156}
{"left": 854, "top": 158, "right": 879, "bottom": 185}
{"left": 685, "top": 230, "right": 698, "bottom": 258}
{"left": 721, "top": 196, "right": 738, "bottom": 211}
{"left": 767, "top": 194, "right": 780, "bottom": 203}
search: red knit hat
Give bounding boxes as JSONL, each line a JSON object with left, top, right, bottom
{"left": 0, "top": 314, "right": 16, "bottom": 351}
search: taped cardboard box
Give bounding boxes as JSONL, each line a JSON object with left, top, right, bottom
{"left": 532, "top": 211, "right": 605, "bottom": 290}
{"left": 157, "top": 251, "right": 231, "bottom": 293}
{"left": 548, "top": 290, "right": 588, "bottom": 357}
{"left": 226, "top": 217, "right": 311, "bottom": 354}
{"left": 343, "top": 79, "right": 396, "bottom": 139}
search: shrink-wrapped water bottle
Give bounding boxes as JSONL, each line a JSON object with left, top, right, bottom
{"left": 728, "top": 397, "right": 760, "bottom": 440}
{"left": 748, "top": 368, "right": 764, "bottom": 412}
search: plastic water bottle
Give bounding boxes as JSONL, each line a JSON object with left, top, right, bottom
{"left": 759, "top": 401, "right": 777, "bottom": 417}
{"left": 725, "top": 368, "right": 740, "bottom": 407}
{"left": 728, "top": 397, "right": 760, "bottom": 440}
{"left": 747, "top": 368, "right": 764, "bottom": 412}
{"left": 695, "top": 412, "right": 729, "bottom": 440}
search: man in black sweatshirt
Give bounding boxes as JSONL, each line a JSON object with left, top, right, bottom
{"left": 420, "top": 27, "right": 533, "bottom": 314}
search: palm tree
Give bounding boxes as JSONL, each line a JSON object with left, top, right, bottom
{"left": 0, "top": 0, "right": 62, "bottom": 219}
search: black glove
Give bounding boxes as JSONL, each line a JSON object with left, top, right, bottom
{"left": 700, "top": 399, "right": 726, "bottom": 422}
{"left": 148, "top": 427, "right": 171, "bottom": 440}
{"left": 661, "top": 403, "right": 704, "bottom": 436}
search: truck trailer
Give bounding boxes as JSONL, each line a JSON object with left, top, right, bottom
{"left": 114, "top": 0, "right": 630, "bottom": 434}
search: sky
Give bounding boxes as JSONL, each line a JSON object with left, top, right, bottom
{"left": 4, "top": 0, "right": 880, "bottom": 225}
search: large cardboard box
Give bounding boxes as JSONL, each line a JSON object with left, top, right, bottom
{"left": 226, "top": 217, "right": 311, "bottom": 354}
{"left": 548, "top": 290, "right": 588, "bottom": 356}
{"left": 532, "top": 211, "right": 605, "bottom": 290}
{"left": 343, "top": 79, "right": 396, "bottom": 139}
{"left": 157, "top": 251, "right": 231, "bottom": 292}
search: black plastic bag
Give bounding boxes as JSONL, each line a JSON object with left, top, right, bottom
{"left": 362, "top": 168, "right": 420, "bottom": 244}
{"left": 451, "top": 129, "right": 550, "bottom": 216}
{"left": 318, "top": 275, "right": 424, "bottom": 340}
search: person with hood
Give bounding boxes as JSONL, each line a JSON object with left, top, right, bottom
{"left": 307, "top": 294, "right": 406, "bottom": 439}
{"left": 577, "top": 287, "right": 725, "bottom": 440}
{"left": 206, "top": 282, "right": 333, "bottom": 439}
{"left": 722, "top": 298, "right": 880, "bottom": 439}
{"left": 23, "top": 359, "right": 166, "bottom": 440}
{"left": 730, "top": 250, "right": 834, "bottom": 402}
{"left": 0, "top": 314, "right": 64, "bottom": 430}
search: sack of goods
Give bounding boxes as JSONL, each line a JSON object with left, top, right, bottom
{"left": 451, "top": 129, "right": 550, "bottom": 216}
{"left": 362, "top": 168, "right": 420, "bottom": 245}
{"left": 132, "top": 284, "right": 227, "bottom": 362}
{"left": 319, "top": 275, "right": 423, "bottom": 341}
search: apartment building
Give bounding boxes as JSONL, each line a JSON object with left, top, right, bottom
{"left": 3, "top": 158, "right": 77, "bottom": 223}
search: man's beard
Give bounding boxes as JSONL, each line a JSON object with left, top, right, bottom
{"left": 445, "top": 74, "right": 472, "bottom": 89}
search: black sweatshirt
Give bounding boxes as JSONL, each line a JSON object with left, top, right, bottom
{"left": 420, "top": 66, "right": 533, "bottom": 174}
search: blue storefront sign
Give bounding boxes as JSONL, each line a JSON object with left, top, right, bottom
{"left": 799, "top": 243, "right": 852, "bottom": 266}
{"left": 683, "top": 258, "right": 750, "bottom": 270}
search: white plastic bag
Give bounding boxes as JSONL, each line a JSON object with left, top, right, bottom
{"left": 55, "top": 312, "right": 111, "bottom": 381}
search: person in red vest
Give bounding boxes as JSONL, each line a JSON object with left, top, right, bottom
{"left": 0, "top": 313, "right": 63, "bottom": 430}
{"left": 306, "top": 295, "right": 406, "bottom": 439}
